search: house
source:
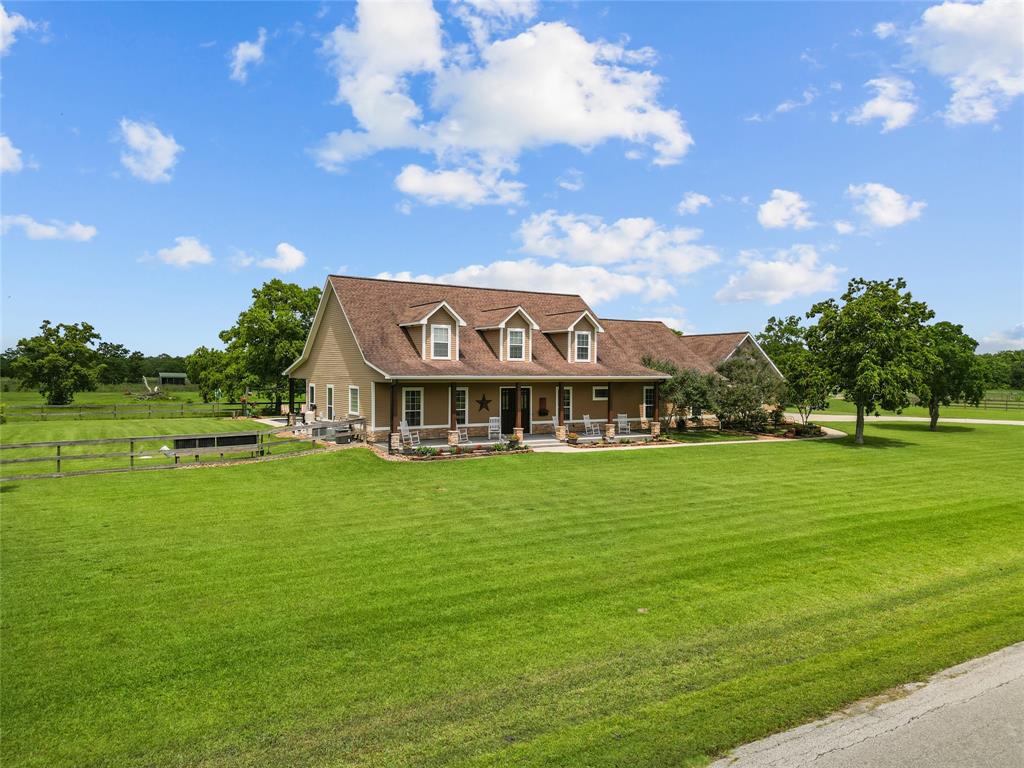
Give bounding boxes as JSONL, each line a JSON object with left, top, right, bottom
{"left": 284, "top": 276, "right": 780, "bottom": 447}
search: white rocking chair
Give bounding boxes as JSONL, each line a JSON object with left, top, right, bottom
{"left": 487, "top": 416, "right": 504, "bottom": 441}
{"left": 616, "top": 413, "right": 632, "bottom": 435}
{"left": 400, "top": 419, "right": 420, "bottom": 449}
{"left": 582, "top": 415, "right": 601, "bottom": 437}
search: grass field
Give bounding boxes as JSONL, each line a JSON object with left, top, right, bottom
{"left": 819, "top": 396, "right": 1024, "bottom": 421}
{"left": 2, "top": 423, "right": 1022, "bottom": 767}
{"left": 0, "top": 383, "right": 204, "bottom": 406}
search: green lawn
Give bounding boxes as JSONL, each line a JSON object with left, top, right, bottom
{"left": 2, "top": 424, "right": 1022, "bottom": 767}
{"left": 664, "top": 429, "right": 753, "bottom": 443}
{"left": 819, "top": 396, "right": 1024, "bottom": 421}
{"left": 0, "top": 385, "right": 204, "bottom": 406}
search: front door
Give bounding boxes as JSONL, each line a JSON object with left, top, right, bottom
{"left": 500, "top": 387, "right": 531, "bottom": 434}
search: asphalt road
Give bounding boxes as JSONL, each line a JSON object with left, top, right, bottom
{"left": 708, "top": 642, "right": 1024, "bottom": 768}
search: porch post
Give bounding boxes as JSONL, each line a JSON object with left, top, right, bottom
{"left": 514, "top": 381, "right": 524, "bottom": 441}
{"left": 288, "top": 378, "right": 295, "bottom": 422}
{"left": 389, "top": 382, "right": 399, "bottom": 453}
{"left": 652, "top": 381, "right": 662, "bottom": 437}
{"left": 555, "top": 382, "right": 567, "bottom": 441}
{"left": 605, "top": 381, "right": 615, "bottom": 439}
{"left": 607, "top": 381, "right": 613, "bottom": 418}
{"left": 448, "top": 383, "right": 459, "bottom": 447}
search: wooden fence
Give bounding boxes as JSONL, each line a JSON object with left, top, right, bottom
{"left": 950, "top": 397, "right": 1024, "bottom": 411}
{"left": 0, "top": 428, "right": 320, "bottom": 481}
{"left": 0, "top": 401, "right": 281, "bottom": 422}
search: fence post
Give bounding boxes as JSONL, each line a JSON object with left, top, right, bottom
{"left": 114, "top": 404, "right": 118, "bottom": 419}
{"left": 130, "top": 440, "right": 135, "bottom": 469}
{"left": 149, "top": 404, "right": 153, "bottom": 418}
{"left": 56, "top": 444, "right": 61, "bottom": 475}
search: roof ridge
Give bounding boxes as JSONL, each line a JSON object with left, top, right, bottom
{"left": 330, "top": 274, "right": 584, "bottom": 299}
{"left": 678, "top": 331, "right": 749, "bottom": 337}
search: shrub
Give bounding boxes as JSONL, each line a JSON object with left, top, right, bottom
{"left": 416, "top": 446, "right": 439, "bottom": 457}
{"left": 492, "top": 442, "right": 508, "bottom": 452}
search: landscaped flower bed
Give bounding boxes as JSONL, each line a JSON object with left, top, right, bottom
{"left": 403, "top": 442, "right": 532, "bottom": 460}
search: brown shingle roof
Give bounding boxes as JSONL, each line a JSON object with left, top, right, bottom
{"left": 323, "top": 276, "right": 752, "bottom": 379}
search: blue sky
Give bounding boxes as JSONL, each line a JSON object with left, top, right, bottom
{"left": 2, "top": 0, "right": 1022, "bottom": 355}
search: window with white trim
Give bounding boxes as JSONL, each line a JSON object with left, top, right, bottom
{"left": 455, "top": 387, "right": 468, "bottom": 425}
{"left": 326, "top": 385, "right": 334, "bottom": 420}
{"left": 403, "top": 388, "right": 423, "bottom": 427}
{"left": 562, "top": 386, "right": 572, "bottom": 423}
{"left": 592, "top": 386, "right": 609, "bottom": 401}
{"left": 308, "top": 384, "right": 316, "bottom": 409}
{"left": 643, "top": 386, "right": 655, "bottom": 419}
{"left": 508, "top": 328, "right": 525, "bottom": 360}
{"left": 348, "top": 385, "right": 360, "bottom": 415}
{"left": 575, "top": 331, "right": 591, "bottom": 362}
{"left": 431, "top": 325, "right": 451, "bottom": 359}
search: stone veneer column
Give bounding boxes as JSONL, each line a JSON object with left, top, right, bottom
{"left": 447, "top": 430, "right": 459, "bottom": 446}
{"left": 390, "top": 432, "right": 402, "bottom": 452}
{"left": 555, "top": 424, "right": 567, "bottom": 441}
{"left": 513, "top": 426, "right": 525, "bottom": 442}
{"left": 651, "top": 421, "right": 661, "bottom": 437}
{"left": 604, "top": 422, "right": 616, "bottom": 440}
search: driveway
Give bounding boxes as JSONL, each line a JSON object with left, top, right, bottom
{"left": 708, "top": 642, "right": 1024, "bottom": 768}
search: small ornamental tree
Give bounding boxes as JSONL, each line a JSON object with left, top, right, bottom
{"left": 184, "top": 346, "right": 232, "bottom": 403}
{"left": 641, "top": 356, "right": 717, "bottom": 429}
{"left": 806, "top": 278, "right": 934, "bottom": 444}
{"left": 10, "top": 321, "right": 102, "bottom": 405}
{"left": 917, "top": 321, "right": 984, "bottom": 430}
{"left": 713, "top": 355, "right": 784, "bottom": 431}
{"left": 757, "top": 315, "right": 833, "bottom": 425}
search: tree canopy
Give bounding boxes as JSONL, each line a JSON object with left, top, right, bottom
{"left": 217, "top": 279, "right": 321, "bottom": 406}
{"left": 917, "top": 321, "right": 984, "bottom": 429}
{"left": 806, "top": 277, "right": 934, "bottom": 444}
{"left": 757, "top": 315, "right": 833, "bottom": 426}
{"left": 10, "top": 321, "right": 102, "bottom": 405}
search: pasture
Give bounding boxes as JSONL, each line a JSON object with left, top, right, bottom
{"left": 822, "top": 393, "right": 1024, "bottom": 421}
{"left": 2, "top": 423, "right": 1022, "bottom": 767}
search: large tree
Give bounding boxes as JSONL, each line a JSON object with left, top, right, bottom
{"left": 641, "top": 356, "right": 717, "bottom": 429}
{"left": 218, "top": 280, "right": 321, "bottom": 408}
{"left": 918, "top": 322, "right": 984, "bottom": 430}
{"left": 10, "top": 321, "right": 102, "bottom": 405}
{"left": 757, "top": 315, "right": 833, "bottom": 425}
{"left": 806, "top": 277, "right": 934, "bottom": 444}
{"left": 184, "top": 346, "right": 231, "bottom": 403}
{"left": 96, "top": 342, "right": 133, "bottom": 385}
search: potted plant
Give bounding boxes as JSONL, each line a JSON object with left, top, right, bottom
{"left": 567, "top": 432, "right": 579, "bottom": 445}
{"left": 507, "top": 434, "right": 521, "bottom": 449}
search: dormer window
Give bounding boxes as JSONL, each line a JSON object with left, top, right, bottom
{"left": 508, "top": 328, "right": 525, "bottom": 360}
{"left": 574, "top": 331, "right": 591, "bottom": 362}
{"left": 431, "top": 324, "right": 451, "bottom": 359}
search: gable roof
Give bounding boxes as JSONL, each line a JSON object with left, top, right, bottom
{"left": 325, "top": 276, "right": 666, "bottom": 379}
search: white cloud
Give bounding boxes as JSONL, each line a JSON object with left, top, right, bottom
{"left": 874, "top": 21, "right": 897, "bottom": 40}
{"left": 258, "top": 242, "right": 307, "bottom": 273}
{"left": 377, "top": 259, "right": 673, "bottom": 306}
{"left": 757, "top": 189, "right": 816, "bottom": 230}
{"left": 519, "top": 210, "right": 719, "bottom": 276}
{"left": 907, "top": 0, "right": 1023, "bottom": 124}
{"left": 314, "top": 2, "right": 691, "bottom": 203}
{"left": 0, "top": 134, "right": 23, "bottom": 173}
{"left": 676, "top": 191, "right": 712, "bottom": 216}
{"left": 1, "top": 214, "right": 97, "bottom": 241}
{"left": 1, "top": 3, "right": 37, "bottom": 55}
{"left": 847, "top": 182, "right": 926, "bottom": 228}
{"left": 118, "top": 118, "right": 184, "bottom": 183}
{"left": 452, "top": 0, "right": 538, "bottom": 49}
{"left": 715, "top": 245, "right": 842, "bottom": 305}
{"left": 848, "top": 77, "right": 917, "bottom": 132}
{"left": 980, "top": 322, "right": 1024, "bottom": 352}
{"left": 395, "top": 164, "right": 524, "bottom": 206}
{"left": 833, "top": 220, "right": 855, "bottom": 235}
{"left": 156, "top": 236, "right": 213, "bottom": 268}
{"left": 641, "top": 306, "right": 694, "bottom": 333}
{"left": 230, "top": 248, "right": 255, "bottom": 269}
{"left": 556, "top": 167, "right": 584, "bottom": 192}
{"left": 776, "top": 87, "right": 818, "bottom": 113}
{"left": 229, "top": 27, "right": 267, "bottom": 83}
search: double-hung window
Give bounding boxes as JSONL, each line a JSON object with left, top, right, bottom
{"left": 643, "top": 386, "right": 655, "bottom": 419}
{"left": 403, "top": 388, "right": 423, "bottom": 427}
{"left": 508, "top": 328, "right": 525, "bottom": 360}
{"left": 574, "top": 331, "right": 591, "bottom": 362}
{"left": 307, "top": 384, "right": 316, "bottom": 409}
{"left": 431, "top": 325, "right": 451, "bottom": 359}
{"left": 348, "top": 385, "right": 360, "bottom": 415}
{"left": 455, "top": 387, "right": 468, "bottom": 425}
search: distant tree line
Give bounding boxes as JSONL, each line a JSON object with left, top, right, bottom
{"left": 3, "top": 279, "right": 320, "bottom": 407}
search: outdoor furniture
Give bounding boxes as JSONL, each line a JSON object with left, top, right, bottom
{"left": 457, "top": 426, "right": 470, "bottom": 444}
{"left": 400, "top": 420, "right": 420, "bottom": 449}
{"left": 582, "top": 415, "right": 601, "bottom": 437}
{"left": 616, "top": 413, "right": 632, "bottom": 435}
{"left": 487, "top": 416, "right": 503, "bottom": 441}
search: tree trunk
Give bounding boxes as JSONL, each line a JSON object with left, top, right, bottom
{"left": 929, "top": 398, "right": 939, "bottom": 431}
{"left": 855, "top": 403, "right": 865, "bottom": 444}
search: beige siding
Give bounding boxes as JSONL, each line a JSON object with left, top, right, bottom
{"left": 424, "top": 306, "right": 459, "bottom": 361}
{"left": 290, "top": 289, "right": 382, "bottom": 426}
{"left": 571, "top": 316, "right": 597, "bottom": 363}
{"left": 504, "top": 313, "right": 531, "bottom": 362}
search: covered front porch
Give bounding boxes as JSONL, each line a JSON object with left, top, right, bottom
{"left": 381, "top": 378, "right": 665, "bottom": 452}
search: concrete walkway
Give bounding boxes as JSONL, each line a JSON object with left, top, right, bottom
{"left": 708, "top": 642, "right": 1024, "bottom": 768}
{"left": 787, "top": 413, "right": 1024, "bottom": 427}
